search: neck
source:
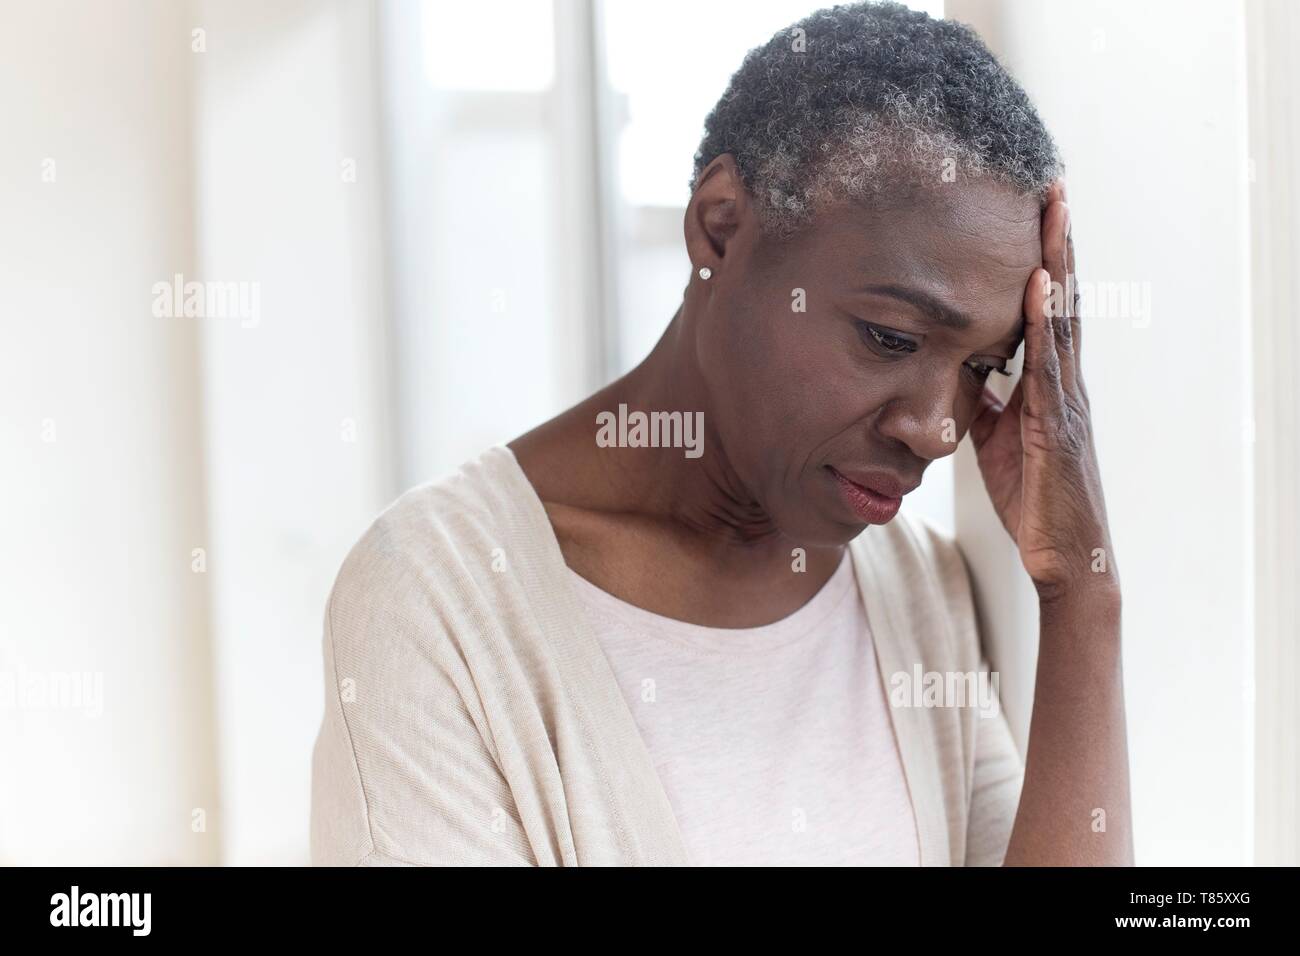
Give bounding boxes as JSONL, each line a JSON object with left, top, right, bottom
{"left": 510, "top": 294, "right": 848, "bottom": 617}
{"left": 593, "top": 304, "right": 814, "bottom": 566}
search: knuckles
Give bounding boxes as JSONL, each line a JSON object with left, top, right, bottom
{"left": 1053, "top": 410, "right": 1090, "bottom": 458}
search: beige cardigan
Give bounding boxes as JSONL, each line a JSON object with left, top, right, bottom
{"left": 309, "top": 445, "right": 1023, "bottom": 866}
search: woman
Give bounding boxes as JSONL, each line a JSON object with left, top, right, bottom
{"left": 310, "top": 1, "right": 1131, "bottom": 866}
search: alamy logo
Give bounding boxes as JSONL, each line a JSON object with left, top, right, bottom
{"left": 151, "top": 273, "right": 261, "bottom": 328}
{"left": 50, "top": 886, "right": 151, "bottom": 936}
{"left": 889, "top": 665, "right": 1001, "bottom": 719}
{"left": 595, "top": 403, "right": 704, "bottom": 459}
{"left": 1, "top": 667, "right": 102, "bottom": 717}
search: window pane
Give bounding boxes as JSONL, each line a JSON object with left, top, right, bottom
{"left": 423, "top": 0, "right": 555, "bottom": 92}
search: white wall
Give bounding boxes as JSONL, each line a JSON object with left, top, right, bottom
{"left": 949, "top": 0, "right": 1254, "bottom": 865}
{"left": 0, "top": 0, "right": 220, "bottom": 864}
{"left": 192, "top": 0, "right": 396, "bottom": 864}
{"left": 1246, "top": 0, "right": 1300, "bottom": 867}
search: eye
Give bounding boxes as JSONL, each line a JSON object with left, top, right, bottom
{"left": 965, "top": 359, "right": 1012, "bottom": 381}
{"left": 857, "top": 321, "right": 917, "bottom": 355}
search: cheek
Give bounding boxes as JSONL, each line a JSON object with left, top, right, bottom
{"left": 766, "top": 313, "right": 902, "bottom": 440}
{"left": 702, "top": 302, "right": 867, "bottom": 447}
{"left": 874, "top": 357, "right": 989, "bottom": 438}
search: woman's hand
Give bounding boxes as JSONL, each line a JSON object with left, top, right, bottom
{"left": 980, "top": 185, "right": 1133, "bottom": 865}
{"left": 969, "top": 182, "right": 1119, "bottom": 604}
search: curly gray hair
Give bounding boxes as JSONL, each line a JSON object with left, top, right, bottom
{"left": 692, "top": 1, "right": 1062, "bottom": 236}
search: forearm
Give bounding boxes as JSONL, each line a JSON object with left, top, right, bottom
{"left": 1003, "top": 586, "right": 1133, "bottom": 866}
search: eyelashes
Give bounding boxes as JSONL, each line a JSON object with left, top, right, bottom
{"left": 967, "top": 361, "right": 1012, "bottom": 379}
{"left": 859, "top": 323, "right": 916, "bottom": 354}
{"left": 855, "top": 320, "right": 1010, "bottom": 381}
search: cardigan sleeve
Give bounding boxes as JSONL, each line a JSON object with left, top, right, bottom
{"left": 309, "top": 533, "right": 536, "bottom": 867}
{"left": 937, "top": 532, "right": 1024, "bottom": 866}
{"left": 896, "top": 512, "right": 1025, "bottom": 866}
{"left": 963, "top": 673, "right": 1024, "bottom": 866}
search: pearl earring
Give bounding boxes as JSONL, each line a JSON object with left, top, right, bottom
{"left": 698, "top": 267, "right": 712, "bottom": 280}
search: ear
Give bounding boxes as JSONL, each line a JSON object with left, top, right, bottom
{"left": 684, "top": 154, "right": 753, "bottom": 277}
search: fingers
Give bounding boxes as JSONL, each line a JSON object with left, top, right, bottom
{"left": 1065, "top": 212, "right": 1080, "bottom": 368}
{"left": 1040, "top": 199, "right": 1077, "bottom": 395}
{"left": 1022, "top": 266, "right": 1065, "bottom": 420}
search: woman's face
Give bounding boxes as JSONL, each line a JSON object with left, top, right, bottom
{"left": 695, "top": 178, "right": 1042, "bottom": 546}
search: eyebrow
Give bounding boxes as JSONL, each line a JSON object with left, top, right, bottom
{"left": 859, "top": 284, "right": 971, "bottom": 330}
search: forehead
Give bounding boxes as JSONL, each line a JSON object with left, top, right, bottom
{"left": 792, "top": 180, "right": 1042, "bottom": 330}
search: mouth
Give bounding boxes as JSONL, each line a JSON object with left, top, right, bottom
{"left": 825, "top": 466, "right": 912, "bottom": 525}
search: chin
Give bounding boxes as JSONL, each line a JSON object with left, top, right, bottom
{"left": 771, "top": 498, "right": 868, "bottom": 549}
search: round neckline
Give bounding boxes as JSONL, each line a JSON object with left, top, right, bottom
{"left": 564, "top": 549, "right": 858, "bottom": 656}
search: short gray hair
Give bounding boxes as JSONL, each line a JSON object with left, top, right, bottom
{"left": 692, "top": 1, "right": 1063, "bottom": 236}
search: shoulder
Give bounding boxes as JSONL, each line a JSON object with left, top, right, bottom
{"left": 325, "top": 445, "right": 527, "bottom": 658}
{"left": 897, "top": 511, "right": 977, "bottom": 611}
{"left": 850, "top": 509, "right": 982, "bottom": 661}
{"left": 857, "top": 510, "right": 976, "bottom": 605}
{"left": 311, "top": 449, "right": 545, "bottom": 866}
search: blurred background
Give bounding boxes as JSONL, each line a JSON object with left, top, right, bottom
{"left": 1, "top": 0, "right": 1296, "bottom": 866}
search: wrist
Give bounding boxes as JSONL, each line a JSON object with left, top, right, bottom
{"left": 1037, "top": 581, "right": 1123, "bottom": 660}
{"left": 1036, "top": 577, "right": 1122, "bottom": 622}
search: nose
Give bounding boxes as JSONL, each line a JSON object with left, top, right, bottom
{"left": 873, "top": 369, "right": 968, "bottom": 462}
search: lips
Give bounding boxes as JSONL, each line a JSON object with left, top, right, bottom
{"left": 826, "top": 466, "right": 913, "bottom": 525}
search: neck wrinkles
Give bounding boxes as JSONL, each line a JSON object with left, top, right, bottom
{"left": 600, "top": 305, "right": 784, "bottom": 551}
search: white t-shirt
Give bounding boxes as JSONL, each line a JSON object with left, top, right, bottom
{"left": 568, "top": 551, "right": 921, "bottom": 866}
